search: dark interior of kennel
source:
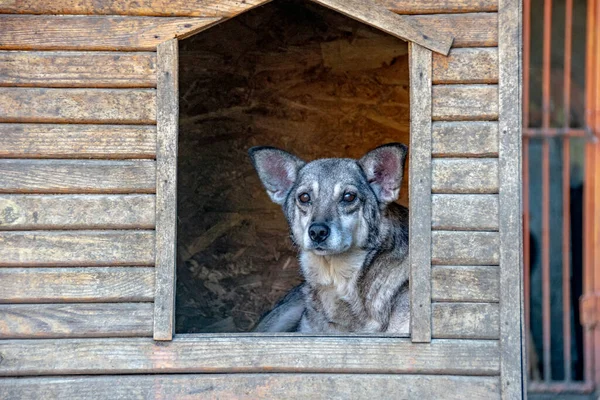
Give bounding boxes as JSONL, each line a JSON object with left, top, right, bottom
{"left": 176, "top": 0, "right": 410, "bottom": 333}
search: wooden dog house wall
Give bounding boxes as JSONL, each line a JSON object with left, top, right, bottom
{"left": 0, "top": 0, "right": 523, "bottom": 398}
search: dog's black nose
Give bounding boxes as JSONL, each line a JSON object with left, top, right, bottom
{"left": 309, "top": 223, "right": 330, "bottom": 244}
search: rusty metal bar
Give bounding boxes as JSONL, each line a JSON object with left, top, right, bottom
{"left": 541, "top": 0, "right": 553, "bottom": 383}
{"left": 522, "top": 0, "right": 532, "bottom": 379}
{"left": 583, "top": 0, "right": 597, "bottom": 387}
{"left": 523, "top": 128, "right": 589, "bottom": 138}
{"left": 528, "top": 381, "right": 595, "bottom": 393}
{"left": 562, "top": 0, "right": 573, "bottom": 382}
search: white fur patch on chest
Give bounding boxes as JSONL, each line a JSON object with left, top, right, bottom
{"left": 301, "top": 250, "right": 367, "bottom": 295}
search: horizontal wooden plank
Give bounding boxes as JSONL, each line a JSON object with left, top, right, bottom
{"left": 432, "top": 194, "right": 499, "bottom": 230}
{"left": 433, "top": 48, "right": 499, "bottom": 84}
{"left": 0, "top": 231, "right": 155, "bottom": 267}
{"left": 432, "top": 85, "right": 499, "bottom": 121}
{"left": 432, "top": 158, "right": 499, "bottom": 193}
{"left": 378, "top": 0, "right": 497, "bottom": 14}
{"left": 0, "top": 51, "right": 156, "bottom": 88}
{"left": 432, "top": 231, "right": 500, "bottom": 265}
{"left": 0, "top": 124, "right": 156, "bottom": 159}
{"left": 0, "top": 374, "right": 501, "bottom": 399}
{"left": 411, "top": 13, "right": 498, "bottom": 47}
{"left": 0, "top": 0, "right": 268, "bottom": 17}
{"left": 432, "top": 303, "right": 500, "bottom": 339}
{"left": 0, "top": 337, "right": 500, "bottom": 376}
{"left": 432, "top": 266, "right": 500, "bottom": 302}
{"left": 0, "top": 15, "right": 220, "bottom": 51}
{"left": 0, "top": 267, "right": 155, "bottom": 303}
{"left": 0, "top": 303, "right": 153, "bottom": 338}
{"left": 0, "top": 160, "right": 156, "bottom": 194}
{"left": 432, "top": 121, "right": 499, "bottom": 157}
{"left": 0, "top": 88, "right": 156, "bottom": 124}
{"left": 0, "top": 195, "right": 155, "bottom": 230}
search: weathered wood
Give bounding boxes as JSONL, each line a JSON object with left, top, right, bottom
{"left": 498, "top": 0, "right": 524, "bottom": 396}
{"left": 432, "top": 231, "right": 500, "bottom": 265}
{"left": 0, "top": 267, "right": 155, "bottom": 303}
{"left": 432, "top": 303, "right": 500, "bottom": 339}
{"left": 432, "top": 85, "right": 499, "bottom": 121}
{"left": 0, "top": 160, "right": 156, "bottom": 194}
{"left": 0, "top": 374, "right": 501, "bottom": 399}
{"left": 432, "top": 265, "right": 500, "bottom": 302}
{"left": 0, "top": 303, "right": 153, "bottom": 338}
{"left": 0, "top": 231, "right": 155, "bottom": 267}
{"left": 154, "top": 39, "right": 179, "bottom": 341}
{"left": 0, "top": 195, "right": 155, "bottom": 230}
{"left": 433, "top": 48, "right": 499, "bottom": 84}
{"left": 432, "top": 121, "right": 499, "bottom": 157}
{"left": 0, "top": 0, "right": 268, "bottom": 17}
{"left": 432, "top": 158, "right": 499, "bottom": 194}
{"left": 432, "top": 194, "right": 499, "bottom": 230}
{"left": 409, "top": 43, "right": 432, "bottom": 343}
{"left": 0, "top": 337, "right": 500, "bottom": 376}
{"left": 311, "top": 0, "right": 453, "bottom": 55}
{"left": 0, "top": 51, "right": 156, "bottom": 88}
{"left": 377, "top": 0, "right": 498, "bottom": 14}
{"left": 411, "top": 13, "right": 498, "bottom": 47}
{"left": 0, "top": 88, "right": 156, "bottom": 124}
{"left": 0, "top": 124, "right": 156, "bottom": 159}
{"left": 0, "top": 15, "right": 221, "bottom": 51}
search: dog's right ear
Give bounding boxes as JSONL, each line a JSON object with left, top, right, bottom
{"left": 248, "top": 146, "right": 305, "bottom": 205}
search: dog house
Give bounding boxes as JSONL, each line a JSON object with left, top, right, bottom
{"left": 0, "top": 0, "right": 523, "bottom": 398}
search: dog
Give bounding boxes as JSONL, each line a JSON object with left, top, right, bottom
{"left": 249, "top": 143, "right": 410, "bottom": 334}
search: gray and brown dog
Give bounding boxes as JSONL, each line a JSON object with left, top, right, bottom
{"left": 249, "top": 143, "right": 409, "bottom": 334}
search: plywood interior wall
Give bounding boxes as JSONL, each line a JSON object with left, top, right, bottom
{"left": 176, "top": 0, "right": 410, "bottom": 332}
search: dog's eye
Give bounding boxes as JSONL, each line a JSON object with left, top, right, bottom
{"left": 299, "top": 193, "right": 311, "bottom": 203}
{"left": 343, "top": 192, "right": 357, "bottom": 202}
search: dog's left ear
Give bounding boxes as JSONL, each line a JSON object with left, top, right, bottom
{"left": 359, "top": 143, "right": 408, "bottom": 204}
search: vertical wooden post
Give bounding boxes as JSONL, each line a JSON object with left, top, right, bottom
{"left": 498, "top": 0, "right": 525, "bottom": 396}
{"left": 154, "top": 38, "right": 179, "bottom": 341}
{"left": 409, "top": 42, "right": 432, "bottom": 343}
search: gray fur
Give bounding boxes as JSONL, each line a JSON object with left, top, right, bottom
{"left": 249, "top": 144, "right": 409, "bottom": 334}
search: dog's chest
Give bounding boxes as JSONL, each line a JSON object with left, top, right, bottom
{"left": 300, "top": 251, "right": 370, "bottom": 331}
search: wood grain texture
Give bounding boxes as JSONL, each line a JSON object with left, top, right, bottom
{"left": 311, "top": 0, "right": 453, "bottom": 55}
{"left": 498, "top": 0, "right": 524, "bottom": 396}
{"left": 0, "top": 195, "right": 155, "bottom": 230}
{"left": 432, "top": 85, "right": 499, "bottom": 121}
{"left": 0, "top": 0, "right": 268, "bottom": 17}
{"left": 408, "top": 43, "right": 432, "bottom": 343}
{"left": 432, "top": 121, "right": 499, "bottom": 157}
{"left": 432, "top": 194, "right": 499, "bottom": 230}
{"left": 0, "top": 374, "right": 501, "bottom": 399}
{"left": 433, "top": 48, "right": 499, "bottom": 84}
{"left": 432, "top": 231, "right": 500, "bottom": 265}
{"left": 432, "top": 265, "right": 499, "bottom": 302}
{"left": 0, "top": 337, "right": 500, "bottom": 376}
{"left": 0, "top": 15, "right": 221, "bottom": 51}
{"left": 0, "top": 303, "right": 153, "bottom": 338}
{"left": 0, "top": 124, "right": 156, "bottom": 159}
{"left": 154, "top": 39, "right": 179, "bottom": 341}
{"left": 0, "top": 51, "right": 156, "bottom": 88}
{"left": 0, "top": 267, "right": 155, "bottom": 303}
{"left": 376, "top": 0, "right": 497, "bottom": 14}
{"left": 0, "top": 88, "right": 156, "bottom": 124}
{"left": 432, "top": 158, "right": 499, "bottom": 193}
{"left": 0, "top": 231, "right": 155, "bottom": 267}
{"left": 432, "top": 303, "right": 500, "bottom": 339}
{"left": 411, "top": 13, "right": 498, "bottom": 47}
{"left": 0, "top": 160, "right": 156, "bottom": 194}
